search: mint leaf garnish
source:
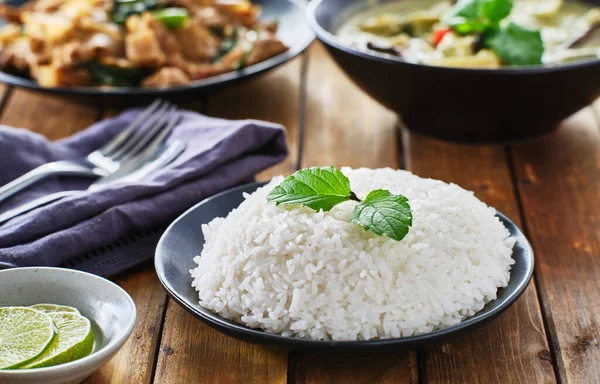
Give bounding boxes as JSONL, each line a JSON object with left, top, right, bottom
{"left": 485, "top": 23, "right": 544, "bottom": 65}
{"left": 447, "top": 0, "right": 481, "bottom": 20}
{"left": 481, "top": 0, "right": 512, "bottom": 22}
{"left": 446, "top": 0, "right": 513, "bottom": 27}
{"left": 444, "top": 0, "right": 543, "bottom": 65}
{"left": 350, "top": 190, "right": 412, "bottom": 241}
{"left": 266, "top": 167, "right": 413, "bottom": 241}
{"left": 266, "top": 166, "right": 353, "bottom": 211}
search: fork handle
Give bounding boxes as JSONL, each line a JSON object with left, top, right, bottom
{"left": 0, "top": 161, "right": 102, "bottom": 205}
{"left": 0, "top": 190, "right": 81, "bottom": 225}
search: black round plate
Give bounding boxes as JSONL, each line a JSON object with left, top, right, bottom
{"left": 155, "top": 182, "right": 534, "bottom": 351}
{"left": 0, "top": 0, "right": 313, "bottom": 103}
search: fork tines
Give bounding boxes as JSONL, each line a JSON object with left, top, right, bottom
{"left": 100, "top": 99, "right": 179, "bottom": 162}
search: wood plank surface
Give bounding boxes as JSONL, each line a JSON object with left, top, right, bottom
{"left": 207, "top": 56, "right": 304, "bottom": 180}
{"left": 82, "top": 102, "right": 183, "bottom": 384}
{"left": 152, "top": 57, "right": 304, "bottom": 384}
{"left": 84, "top": 267, "right": 167, "bottom": 384}
{"left": 293, "top": 43, "right": 417, "bottom": 384}
{"left": 510, "top": 108, "right": 600, "bottom": 383}
{"left": 154, "top": 302, "right": 288, "bottom": 384}
{"left": 5, "top": 40, "right": 600, "bottom": 384}
{"left": 404, "top": 132, "right": 556, "bottom": 383}
{"left": 0, "top": 89, "right": 97, "bottom": 139}
{"left": 294, "top": 353, "right": 418, "bottom": 384}
{"left": 0, "top": 89, "right": 169, "bottom": 384}
{"left": 300, "top": 44, "right": 397, "bottom": 169}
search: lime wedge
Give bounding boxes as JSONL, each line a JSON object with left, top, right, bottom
{"left": 30, "top": 304, "right": 80, "bottom": 315}
{"left": 22, "top": 312, "right": 94, "bottom": 369}
{"left": 0, "top": 307, "right": 57, "bottom": 370}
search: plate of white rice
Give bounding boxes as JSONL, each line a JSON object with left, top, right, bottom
{"left": 155, "top": 168, "right": 534, "bottom": 349}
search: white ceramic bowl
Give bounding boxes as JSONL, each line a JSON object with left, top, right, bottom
{"left": 0, "top": 267, "right": 137, "bottom": 384}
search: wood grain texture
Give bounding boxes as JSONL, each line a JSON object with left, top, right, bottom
{"left": 3, "top": 39, "right": 599, "bottom": 384}
{"left": 84, "top": 266, "right": 167, "bottom": 384}
{"left": 510, "top": 108, "right": 600, "bottom": 383}
{"left": 0, "top": 89, "right": 168, "bottom": 384}
{"left": 293, "top": 353, "right": 418, "bottom": 384}
{"left": 154, "top": 302, "right": 288, "bottom": 384}
{"left": 300, "top": 43, "right": 397, "bottom": 169}
{"left": 404, "top": 132, "right": 556, "bottom": 384}
{"left": 207, "top": 56, "right": 303, "bottom": 180}
{"left": 0, "top": 89, "right": 97, "bottom": 139}
{"left": 92, "top": 104, "right": 196, "bottom": 384}
{"left": 152, "top": 54, "right": 305, "bottom": 384}
{"left": 0, "top": 84, "right": 8, "bottom": 106}
{"left": 294, "top": 43, "right": 417, "bottom": 384}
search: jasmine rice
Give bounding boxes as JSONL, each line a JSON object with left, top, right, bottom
{"left": 190, "top": 168, "right": 515, "bottom": 341}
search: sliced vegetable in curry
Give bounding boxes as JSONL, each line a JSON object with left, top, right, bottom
{"left": 337, "top": 0, "right": 600, "bottom": 68}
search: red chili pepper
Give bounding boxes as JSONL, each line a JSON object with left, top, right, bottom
{"left": 432, "top": 27, "right": 452, "bottom": 46}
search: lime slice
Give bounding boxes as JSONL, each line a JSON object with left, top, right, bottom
{"left": 22, "top": 312, "right": 94, "bottom": 369}
{"left": 0, "top": 307, "right": 57, "bottom": 370}
{"left": 30, "top": 304, "right": 80, "bottom": 315}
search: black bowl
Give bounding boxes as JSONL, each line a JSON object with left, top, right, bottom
{"left": 155, "top": 182, "right": 534, "bottom": 351}
{"left": 0, "top": 0, "right": 313, "bottom": 105}
{"left": 306, "top": 0, "right": 600, "bottom": 143}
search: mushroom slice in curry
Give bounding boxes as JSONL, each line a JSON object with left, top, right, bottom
{"left": 337, "top": 0, "right": 600, "bottom": 68}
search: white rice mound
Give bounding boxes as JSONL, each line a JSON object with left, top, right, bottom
{"left": 190, "top": 168, "right": 515, "bottom": 341}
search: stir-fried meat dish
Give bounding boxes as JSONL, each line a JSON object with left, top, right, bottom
{"left": 0, "top": 0, "right": 288, "bottom": 87}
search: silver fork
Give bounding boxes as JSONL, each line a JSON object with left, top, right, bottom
{"left": 0, "top": 124, "right": 185, "bottom": 226}
{"left": 0, "top": 99, "right": 178, "bottom": 204}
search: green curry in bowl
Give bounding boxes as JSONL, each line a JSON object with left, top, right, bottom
{"left": 337, "top": 0, "right": 600, "bottom": 68}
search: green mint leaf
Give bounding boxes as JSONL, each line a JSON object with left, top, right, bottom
{"left": 445, "top": 0, "right": 488, "bottom": 35}
{"left": 350, "top": 189, "right": 412, "bottom": 242}
{"left": 481, "top": 0, "right": 512, "bottom": 22}
{"left": 448, "top": 18, "right": 488, "bottom": 35}
{"left": 446, "top": 0, "right": 512, "bottom": 35}
{"left": 266, "top": 166, "right": 352, "bottom": 211}
{"left": 448, "top": 0, "right": 481, "bottom": 20}
{"left": 485, "top": 23, "right": 544, "bottom": 65}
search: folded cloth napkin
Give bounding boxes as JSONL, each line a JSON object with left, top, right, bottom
{"left": 0, "top": 109, "right": 287, "bottom": 276}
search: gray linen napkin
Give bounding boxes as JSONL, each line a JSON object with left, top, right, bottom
{"left": 0, "top": 109, "right": 287, "bottom": 276}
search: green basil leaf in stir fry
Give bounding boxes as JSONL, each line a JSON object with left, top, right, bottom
{"left": 88, "top": 62, "right": 150, "bottom": 87}
{"left": 209, "top": 25, "right": 226, "bottom": 37}
{"left": 110, "top": 0, "right": 159, "bottom": 25}
{"left": 485, "top": 22, "right": 544, "bottom": 65}
{"left": 213, "top": 27, "right": 239, "bottom": 63}
{"left": 151, "top": 8, "right": 189, "bottom": 30}
{"left": 233, "top": 31, "right": 257, "bottom": 70}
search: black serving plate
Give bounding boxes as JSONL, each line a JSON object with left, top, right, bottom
{"left": 0, "top": 0, "right": 313, "bottom": 105}
{"left": 155, "top": 182, "right": 534, "bottom": 352}
{"left": 306, "top": 0, "right": 600, "bottom": 143}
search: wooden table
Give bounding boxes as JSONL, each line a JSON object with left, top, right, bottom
{"left": 4, "top": 43, "right": 599, "bottom": 383}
